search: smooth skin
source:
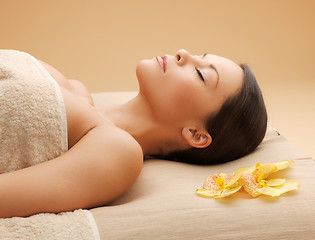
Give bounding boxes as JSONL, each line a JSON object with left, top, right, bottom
{"left": 0, "top": 49, "right": 243, "bottom": 218}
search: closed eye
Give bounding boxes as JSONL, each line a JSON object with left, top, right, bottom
{"left": 195, "top": 67, "right": 205, "bottom": 82}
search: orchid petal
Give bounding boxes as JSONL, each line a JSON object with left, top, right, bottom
{"left": 266, "top": 178, "right": 286, "bottom": 187}
{"left": 226, "top": 167, "right": 248, "bottom": 188}
{"left": 256, "top": 186, "right": 282, "bottom": 197}
{"left": 273, "top": 160, "right": 294, "bottom": 171}
{"left": 239, "top": 171, "right": 261, "bottom": 198}
{"left": 196, "top": 189, "right": 222, "bottom": 198}
{"left": 274, "top": 180, "right": 299, "bottom": 193}
{"left": 203, "top": 173, "right": 227, "bottom": 190}
{"left": 214, "top": 186, "right": 242, "bottom": 199}
{"left": 257, "top": 180, "right": 299, "bottom": 197}
{"left": 253, "top": 164, "right": 277, "bottom": 181}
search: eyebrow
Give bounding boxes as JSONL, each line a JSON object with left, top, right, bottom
{"left": 203, "top": 53, "right": 220, "bottom": 87}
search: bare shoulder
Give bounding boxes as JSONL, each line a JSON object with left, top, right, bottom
{"left": 63, "top": 124, "right": 144, "bottom": 208}
{"left": 75, "top": 124, "right": 144, "bottom": 191}
{"left": 91, "top": 124, "right": 143, "bottom": 160}
{"left": 88, "top": 125, "right": 144, "bottom": 172}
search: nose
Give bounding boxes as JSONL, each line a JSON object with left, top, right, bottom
{"left": 175, "top": 49, "right": 191, "bottom": 66}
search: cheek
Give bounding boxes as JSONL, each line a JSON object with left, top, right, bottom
{"left": 136, "top": 63, "right": 212, "bottom": 122}
{"left": 167, "top": 80, "right": 207, "bottom": 119}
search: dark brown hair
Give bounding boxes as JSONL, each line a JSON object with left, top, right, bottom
{"left": 163, "top": 64, "right": 268, "bottom": 165}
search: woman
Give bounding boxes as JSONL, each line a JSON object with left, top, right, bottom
{"left": 0, "top": 49, "right": 267, "bottom": 218}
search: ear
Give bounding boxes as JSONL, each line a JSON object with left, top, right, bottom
{"left": 181, "top": 127, "right": 212, "bottom": 149}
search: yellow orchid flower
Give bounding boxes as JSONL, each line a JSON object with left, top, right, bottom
{"left": 196, "top": 167, "right": 247, "bottom": 198}
{"left": 240, "top": 160, "right": 299, "bottom": 197}
{"left": 196, "top": 160, "right": 299, "bottom": 199}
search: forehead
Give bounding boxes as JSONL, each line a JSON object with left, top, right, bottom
{"left": 206, "top": 54, "right": 244, "bottom": 99}
{"left": 206, "top": 54, "right": 242, "bottom": 73}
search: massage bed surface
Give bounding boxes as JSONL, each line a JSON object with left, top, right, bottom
{"left": 91, "top": 92, "right": 315, "bottom": 240}
{"left": 1, "top": 91, "right": 314, "bottom": 240}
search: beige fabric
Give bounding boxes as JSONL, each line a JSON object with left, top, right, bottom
{"left": 0, "top": 50, "right": 67, "bottom": 173}
{"left": 0, "top": 210, "right": 100, "bottom": 240}
{"left": 91, "top": 92, "right": 315, "bottom": 240}
{"left": 0, "top": 51, "right": 99, "bottom": 240}
{"left": 1, "top": 88, "right": 313, "bottom": 239}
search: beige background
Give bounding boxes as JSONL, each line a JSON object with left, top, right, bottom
{"left": 1, "top": 0, "right": 314, "bottom": 158}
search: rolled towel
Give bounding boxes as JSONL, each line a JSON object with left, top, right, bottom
{"left": 0, "top": 50, "right": 68, "bottom": 173}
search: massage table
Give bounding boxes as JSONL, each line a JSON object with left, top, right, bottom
{"left": 1, "top": 91, "right": 314, "bottom": 240}
{"left": 90, "top": 92, "right": 315, "bottom": 240}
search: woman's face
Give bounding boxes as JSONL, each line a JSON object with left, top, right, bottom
{"left": 136, "top": 49, "right": 244, "bottom": 126}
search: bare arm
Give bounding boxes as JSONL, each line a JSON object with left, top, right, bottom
{"left": 0, "top": 126, "right": 143, "bottom": 218}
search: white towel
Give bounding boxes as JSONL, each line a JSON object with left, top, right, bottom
{"left": 0, "top": 50, "right": 68, "bottom": 173}
{"left": 0, "top": 209, "right": 100, "bottom": 240}
{"left": 0, "top": 50, "right": 100, "bottom": 240}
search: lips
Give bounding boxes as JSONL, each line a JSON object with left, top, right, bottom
{"left": 156, "top": 55, "right": 167, "bottom": 72}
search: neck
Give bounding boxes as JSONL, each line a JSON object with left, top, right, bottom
{"left": 97, "top": 94, "right": 182, "bottom": 156}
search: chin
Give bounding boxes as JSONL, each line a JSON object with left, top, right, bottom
{"left": 136, "top": 59, "right": 162, "bottom": 104}
{"left": 136, "top": 59, "right": 160, "bottom": 86}
{"left": 136, "top": 59, "right": 153, "bottom": 75}
{"left": 135, "top": 59, "right": 147, "bottom": 77}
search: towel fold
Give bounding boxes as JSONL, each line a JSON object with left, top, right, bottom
{"left": 0, "top": 50, "right": 68, "bottom": 173}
